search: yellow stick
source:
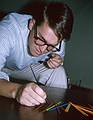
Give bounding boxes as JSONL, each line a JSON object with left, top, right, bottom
{"left": 65, "top": 103, "right": 71, "bottom": 112}
{"left": 46, "top": 101, "right": 63, "bottom": 111}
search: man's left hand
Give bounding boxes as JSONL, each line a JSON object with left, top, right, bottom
{"left": 46, "top": 53, "right": 63, "bottom": 69}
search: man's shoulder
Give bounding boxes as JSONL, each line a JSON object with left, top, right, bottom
{"left": 0, "top": 12, "right": 32, "bottom": 28}
{"left": 3, "top": 12, "right": 32, "bottom": 24}
{"left": 9, "top": 12, "right": 32, "bottom": 19}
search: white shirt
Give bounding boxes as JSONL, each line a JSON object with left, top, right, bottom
{"left": 0, "top": 13, "right": 65, "bottom": 80}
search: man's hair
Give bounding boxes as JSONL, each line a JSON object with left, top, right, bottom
{"left": 20, "top": 1, "right": 73, "bottom": 41}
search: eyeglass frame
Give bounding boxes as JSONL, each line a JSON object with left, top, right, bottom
{"left": 33, "top": 24, "right": 62, "bottom": 52}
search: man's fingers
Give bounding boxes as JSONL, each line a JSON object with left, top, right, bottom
{"left": 51, "top": 55, "right": 63, "bottom": 63}
{"left": 20, "top": 93, "right": 40, "bottom": 106}
{"left": 20, "top": 97, "right": 36, "bottom": 106}
{"left": 28, "top": 86, "right": 46, "bottom": 104}
{"left": 47, "top": 54, "right": 63, "bottom": 68}
{"left": 47, "top": 58, "right": 61, "bottom": 68}
{"left": 34, "top": 85, "right": 47, "bottom": 99}
{"left": 47, "top": 59, "right": 57, "bottom": 68}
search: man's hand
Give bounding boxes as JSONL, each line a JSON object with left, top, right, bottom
{"left": 46, "top": 53, "right": 63, "bottom": 69}
{"left": 15, "top": 83, "right": 47, "bottom": 107}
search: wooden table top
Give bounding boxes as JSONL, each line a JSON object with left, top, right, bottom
{"left": 0, "top": 86, "right": 93, "bottom": 120}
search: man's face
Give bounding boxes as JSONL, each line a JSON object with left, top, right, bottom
{"left": 28, "top": 20, "right": 59, "bottom": 56}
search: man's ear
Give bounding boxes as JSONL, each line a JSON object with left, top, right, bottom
{"left": 28, "top": 18, "right": 35, "bottom": 30}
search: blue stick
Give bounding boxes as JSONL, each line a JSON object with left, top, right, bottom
{"left": 48, "top": 103, "right": 68, "bottom": 112}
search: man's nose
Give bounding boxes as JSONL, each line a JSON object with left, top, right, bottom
{"left": 40, "top": 45, "right": 47, "bottom": 53}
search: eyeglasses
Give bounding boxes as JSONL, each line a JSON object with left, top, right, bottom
{"left": 33, "top": 25, "right": 62, "bottom": 52}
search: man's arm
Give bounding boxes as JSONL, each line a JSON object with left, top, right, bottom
{"left": 0, "top": 80, "right": 46, "bottom": 106}
{"left": 0, "top": 80, "right": 22, "bottom": 98}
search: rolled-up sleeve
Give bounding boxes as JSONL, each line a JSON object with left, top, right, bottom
{"left": 0, "top": 71, "right": 9, "bottom": 81}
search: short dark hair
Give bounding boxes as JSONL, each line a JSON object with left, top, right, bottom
{"left": 20, "top": 1, "right": 73, "bottom": 41}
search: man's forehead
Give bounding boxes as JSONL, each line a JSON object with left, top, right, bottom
{"left": 37, "top": 23, "right": 58, "bottom": 45}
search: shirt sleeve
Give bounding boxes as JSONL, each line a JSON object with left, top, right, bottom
{"left": 0, "top": 25, "right": 12, "bottom": 81}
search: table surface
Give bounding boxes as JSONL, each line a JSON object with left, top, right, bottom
{"left": 0, "top": 85, "right": 93, "bottom": 120}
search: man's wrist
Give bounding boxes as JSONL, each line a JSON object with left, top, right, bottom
{"left": 11, "top": 84, "right": 23, "bottom": 99}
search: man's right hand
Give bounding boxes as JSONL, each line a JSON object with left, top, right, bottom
{"left": 15, "top": 83, "right": 47, "bottom": 107}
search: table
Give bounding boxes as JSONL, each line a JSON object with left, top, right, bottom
{"left": 0, "top": 85, "right": 93, "bottom": 120}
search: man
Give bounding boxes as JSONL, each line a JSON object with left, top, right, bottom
{"left": 0, "top": 2, "right": 73, "bottom": 106}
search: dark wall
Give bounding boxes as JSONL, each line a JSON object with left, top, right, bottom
{"left": 0, "top": 0, "right": 30, "bottom": 12}
{"left": 64, "top": 0, "right": 93, "bottom": 89}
